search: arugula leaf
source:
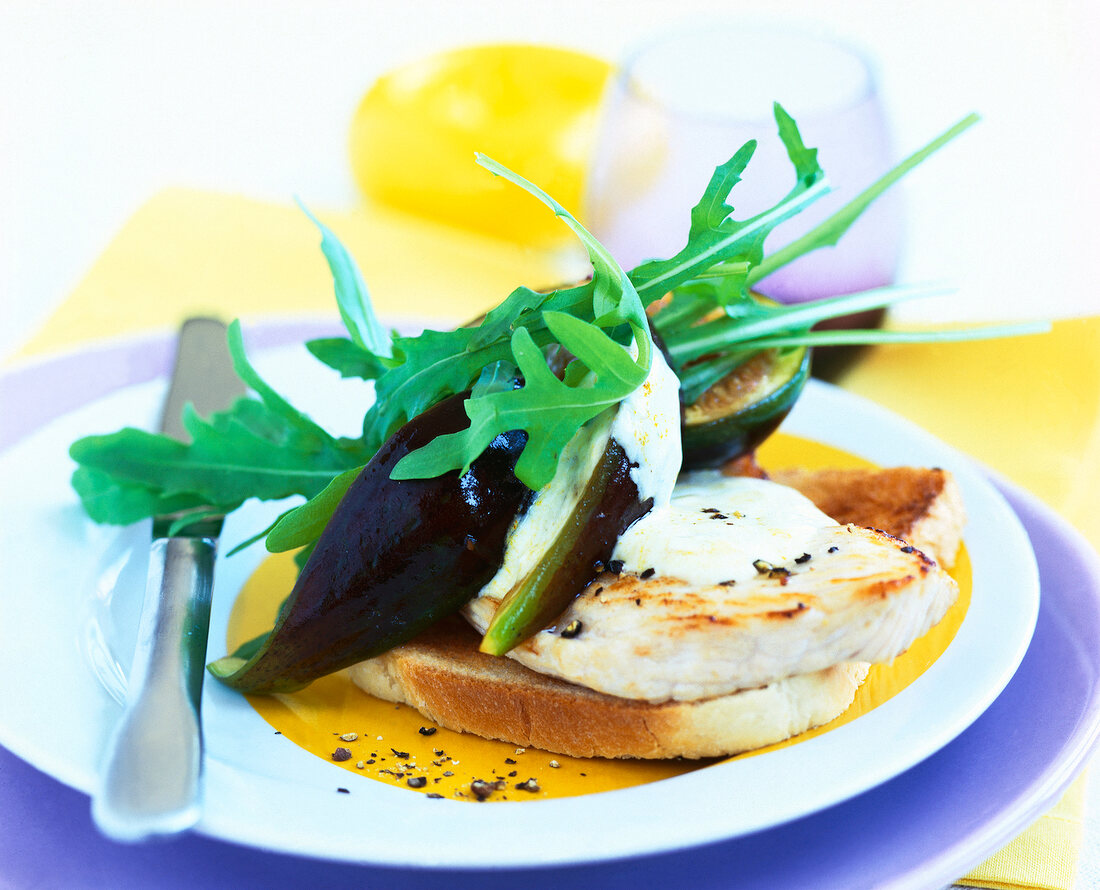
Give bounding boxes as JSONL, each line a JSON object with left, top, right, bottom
{"left": 362, "top": 325, "right": 511, "bottom": 450}
{"left": 689, "top": 139, "right": 756, "bottom": 243}
{"left": 388, "top": 156, "right": 652, "bottom": 490}
{"left": 750, "top": 113, "right": 980, "bottom": 285}
{"left": 296, "top": 199, "right": 393, "bottom": 359}
{"left": 225, "top": 321, "right": 340, "bottom": 449}
{"left": 71, "top": 464, "right": 206, "bottom": 525}
{"left": 164, "top": 508, "right": 226, "bottom": 537}
{"left": 664, "top": 283, "right": 951, "bottom": 367}
{"left": 630, "top": 102, "right": 828, "bottom": 305}
{"left": 638, "top": 108, "right": 1012, "bottom": 401}
{"left": 467, "top": 286, "right": 548, "bottom": 351}
{"left": 70, "top": 413, "right": 362, "bottom": 513}
{"left": 305, "top": 337, "right": 391, "bottom": 380}
{"left": 471, "top": 359, "right": 519, "bottom": 398}
{"left": 264, "top": 466, "right": 362, "bottom": 552}
{"left": 774, "top": 102, "right": 821, "bottom": 186}
{"left": 70, "top": 105, "right": 1042, "bottom": 565}
{"left": 69, "top": 323, "right": 373, "bottom": 539}
{"left": 392, "top": 312, "right": 647, "bottom": 489}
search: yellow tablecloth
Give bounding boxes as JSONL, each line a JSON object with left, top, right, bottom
{"left": 14, "top": 188, "right": 1097, "bottom": 889}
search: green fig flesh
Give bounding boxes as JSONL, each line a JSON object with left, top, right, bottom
{"left": 479, "top": 436, "right": 651, "bottom": 655}
{"left": 681, "top": 346, "right": 810, "bottom": 469}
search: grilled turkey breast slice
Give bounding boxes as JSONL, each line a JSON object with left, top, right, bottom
{"left": 465, "top": 474, "right": 958, "bottom": 703}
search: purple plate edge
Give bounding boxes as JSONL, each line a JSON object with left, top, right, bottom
{"left": 0, "top": 319, "right": 344, "bottom": 454}
{"left": 884, "top": 477, "right": 1100, "bottom": 887}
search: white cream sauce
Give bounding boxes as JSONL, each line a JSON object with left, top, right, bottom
{"left": 611, "top": 472, "right": 839, "bottom": 587}
{"left": 610, "top": 347, "right": 682, "bottom": 509}
{"left": 474, "top": 347, "right": 682, "bottom": 603}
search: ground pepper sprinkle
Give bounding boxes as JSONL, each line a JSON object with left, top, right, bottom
{"left": 470, "top": 779, "right": 504, "bottom": 801}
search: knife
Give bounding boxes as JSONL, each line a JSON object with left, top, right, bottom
{"left": 92, "top": 317, "right": 246, "bottom": 842}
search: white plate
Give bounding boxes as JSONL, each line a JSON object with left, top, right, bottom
{"left": 0, "top": 345, "right": 1039, "bottom": 868}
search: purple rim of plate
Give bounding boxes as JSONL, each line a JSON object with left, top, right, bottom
{"left": 1, "top": 327, "right": 1098, "bottom": 890}
{"left": 0, "top": 319, "right": 344, "bottom": 454}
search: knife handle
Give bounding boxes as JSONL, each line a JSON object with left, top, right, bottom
{"left": 92, "top": 536, "right": 216, "bottom": 842}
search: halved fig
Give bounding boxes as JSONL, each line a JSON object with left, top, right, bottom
{"left": 681, "top": 345, "right": 809, "bottom": 469}
{"left": 209, "top": 391, "right": 531, "bottom": 694}
{"left": 478, "top": 436, "right": 651, "bottom": 655}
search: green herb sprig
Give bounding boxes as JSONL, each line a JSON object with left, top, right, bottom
{"left": 69, "top": 104, "right": 1046, "bottom": 558}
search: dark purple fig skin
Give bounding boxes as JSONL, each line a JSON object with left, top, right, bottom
{"left": 214, "top": 392, "right": 531, "bottom": 694}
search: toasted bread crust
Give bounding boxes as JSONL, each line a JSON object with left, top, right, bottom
{"left": 349, "top": 617, "right": 869, "bottom": 759}
{"left": 770, "top": 466, "right": 965, "bottom": 568}
{"left": 348, "top": 466, "right": 966, "bottom": 759}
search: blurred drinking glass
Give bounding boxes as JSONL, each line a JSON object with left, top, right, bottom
{"left": 584, "top": 24, "right": 901, "bottom": 377}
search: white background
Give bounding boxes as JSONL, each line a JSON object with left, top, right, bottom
{"left": 2, "top": 0, "right": 1098, "bottom": 361}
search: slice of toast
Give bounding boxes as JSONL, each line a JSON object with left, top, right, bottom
{"left": 769, "top": 466, "right": 965, "bottom": 568}
{"left": 347, "top": 466, "right": 966, "bottom": 759}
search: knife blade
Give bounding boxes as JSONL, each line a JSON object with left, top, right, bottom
{"left": 92, "top": 317, "right": 246, "bottom": 842}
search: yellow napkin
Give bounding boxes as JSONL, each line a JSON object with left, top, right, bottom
{"left": 842, "top": 318, "right": 1100, "bottom": 553}
{"left": 11, "top": 188, "right": 573, "bottom": 361}
{"left": 957, "top": 776, "right": 1088, "bottom": 890}
{"left": 13, "top": 188, "right": 1095, "bottom": 889}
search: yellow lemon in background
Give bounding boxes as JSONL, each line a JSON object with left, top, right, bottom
{"left": 350, "top": 44, "right": 613, "bottom": 245}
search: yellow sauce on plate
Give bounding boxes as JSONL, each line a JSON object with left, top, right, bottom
{"left": 225, "top": 433, "right": 971, "bottom": 801}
